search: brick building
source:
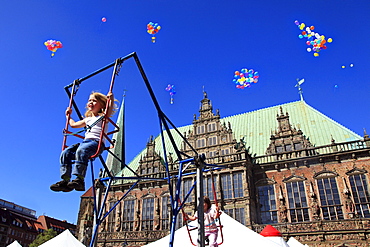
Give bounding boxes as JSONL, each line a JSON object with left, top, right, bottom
{"left": 77, "top": 92, "right": 370, "bottom": 247}
{"left": 0, "top": 199, "right": 76, "bottom": 247}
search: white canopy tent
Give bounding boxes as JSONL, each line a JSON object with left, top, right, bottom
{"left": 144, "top": 212, "right": 281, "bottom": 247}
{"left": 7, "top": 240, "right": 22, "bottom": 247}
{"left": 287, "top": 237, "right": 308, "bottom": 247}
{"left": 38, "top": 229, "right": 86, "bottom": 247}
{"left": 259, "top": 225, "right": 290, "bottom": 247}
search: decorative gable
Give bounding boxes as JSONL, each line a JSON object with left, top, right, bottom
{"left": 282, "top": 174, "right": 307, "bottom": 183}
{"left": 181, "top": 91, "right": 238, "bottom": 159}
{"left": 346, "top": 167, "right": 367, "bottom": 176}
{"left": 313, "top": 170, "right": 338, "bottom": 179}
{"left": 266, "top": 107, "right": 313, "bottom": 155}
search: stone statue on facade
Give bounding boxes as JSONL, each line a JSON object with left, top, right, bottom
{"left": 344, "top": 189, "right": 355, "bottom": 218}
{"left": 115, "top": 210, "right": 121, "bottom": 232}
{"left": 234, "top": 137, "right": 246, "bottom": 152}
{"left": 279, "top": 202, "right": 288, "bottom": 223}
{"left": 134, "top": 210, "right": 141, "bottom": 231}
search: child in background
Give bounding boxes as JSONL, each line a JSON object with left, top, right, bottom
{"left": 186, "top": 196, "right": 221, "bottom": 247}
{"left": 50, "top": 91, "right": 116, "bottom": 192}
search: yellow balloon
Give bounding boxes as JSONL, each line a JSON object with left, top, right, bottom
{"left": 314, "top": 53, "right": 319, "bottom": 57}
{"left": 157, "top": 26, "right": 161, "bottom": 30}
{"left": 327, "top": 38, "right": 333, "bottom": 43}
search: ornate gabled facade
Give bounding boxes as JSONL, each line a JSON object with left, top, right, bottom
{"left": 77, "top": 93, "right": 370, "bottom": 247}
{"left": 182, "top": 91, "right": 238, "bottom": 160}
{"left": 266, "top": 107, "right": 314, "bottom": 156}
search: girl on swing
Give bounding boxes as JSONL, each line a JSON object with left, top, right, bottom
{"left": 186, "top": 196, "right": 221, "bottom": 247}
{"left": 50, "top": 91, "right": 116, "bottom": 192}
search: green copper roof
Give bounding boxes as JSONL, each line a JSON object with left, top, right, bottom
{"left": 224, "top": 100, "right": 361, "bottom": 157}
{"left": 110, "top": 100, "right": 362, "bottom": 177}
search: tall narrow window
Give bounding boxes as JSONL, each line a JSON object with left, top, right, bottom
{"left": 161, "top": 197, "right": 170, "bottom": 230}
{"left": 182, "top": 179, "right": 193, "bottom": 203}
{"left": 286, "top": 181, "right": 309, "bottom": 222}
{"left": 349, "top": 174, "right": 370, "bottom": 218}
{"left": 141, "top": 198, "right": 154, "bottom": 231}
{"left": 107, "top": 201, "right": 116, "bottom": 232}
{"left": 220, "top": 174, "right": 232, "bottom": 199}
{"left": 257, "top": 185, "right": 277, "bottom": 224}
{"left": 123, "top": 200, "right": 135, "bottom": 231}
{"left": 203, "top": 176, "right": 217, "bottom": 201}
{"left": 233, "top": 172, "right": 244, "bottom": 198}
{"left": 317, "top": 177, "right": 343, "bottom": 220}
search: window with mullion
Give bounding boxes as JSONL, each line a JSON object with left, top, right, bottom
{"left": 107, "top": 201, "right": 116, "bottom": 232}
{"left": 182, "top": 179, "right": 193, "bottom": 203}
{"left": 233, "top": 172, "right": 244, "bottom": 198}
{"left": 202, "top": 176, "right": 217, "bottom": 201}
{"left": 123, "top": 200, "right": 135, "bottom": 231}
{"left": 286, "top": 181, "right": 309, "bottom": 222}
{"left": 317, "top": 177, "right": 343, "bottom": 220}
{"left": 141, "top": 198, "right": 154, "bottom": 231}
{"left": 220, "top": 173, "right": 232, "bottom": 199}
{"left": 349, "top": 174, "right": 370, "bottom": 218}
{"left": 257, "top": 185, "right": 277, "bottom": 224}
{"left": 161, "top": 197, "right": 170, "bottom": 230}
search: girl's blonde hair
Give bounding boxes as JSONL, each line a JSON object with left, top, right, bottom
{"left": 85, "top": 92, "right": 118, "bottom": 117}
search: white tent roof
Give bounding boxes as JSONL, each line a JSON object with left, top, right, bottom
{"left": 39, "top": 229, "right": 86, "bottom": 247}
{"left": 144, "top": 212, "right": 281, "bottom": 247}
{"left": 7, "top": 240, "right": 22, "bottom": 247}
{"left": 263, "top": 236, "right": 290, "bottom": 247}
{"left": 287, "top": 237, "right": 307, "bottom": 247}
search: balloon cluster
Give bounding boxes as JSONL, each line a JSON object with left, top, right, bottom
{"left": 233, "top": 68, "right": 259, "bottom": 89}
{"left": 295, "top": 20, "right": 333, "bottom": 57}
{"left": 165, "top": 84, "right": 176, "bottom": 104}
{"left": 147, "top": 22, "right": 161, "bottom": 43}
{"left": 341, "top": 64, "right": 354, "bottom": 69}
{"left": 44, "top": 39, "right": 63, "bottom": 57}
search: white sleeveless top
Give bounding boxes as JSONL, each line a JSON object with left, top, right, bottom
{"left": 84, "top": 116, "right": 105, "bottom": 140}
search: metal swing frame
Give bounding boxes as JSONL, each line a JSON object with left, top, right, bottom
{"left": 62, "top": 52, "right": 225, "bottom": 247}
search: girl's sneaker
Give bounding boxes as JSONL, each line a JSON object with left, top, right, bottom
{"left": 50, "top": 180, "right": 73, "bottom": 192}
{"left": 67, "top": 177, "right": 85, "bottom": 191}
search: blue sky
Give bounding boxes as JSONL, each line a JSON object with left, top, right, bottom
{"left": 1, "top": 1, "right": 369, "bottom": 225}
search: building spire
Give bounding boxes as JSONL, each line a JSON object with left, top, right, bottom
{"left": 295, "top": 78, "right": 305, "bottom": 101}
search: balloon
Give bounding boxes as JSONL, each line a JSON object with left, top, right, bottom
{"left": 295, "top": 20, "right": 332, "bottom": 57}
{"left": 165, "top": 84, "right": 176, "bottom": 104}
{"left": 232, "top": 68, "right": 259, "bottom": 89}
{"left": 147, "top": 22, "right": 161, "bottom": 43}
{"left": 44, "top": 39, "right": 63, "bottom": 57}
{"left": 102, "top": 17, "right": 107, "bottom": 22}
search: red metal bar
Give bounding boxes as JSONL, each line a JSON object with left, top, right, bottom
{"left": 90, "top": 59, "right": 121, "bottom": 159}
